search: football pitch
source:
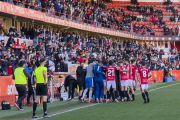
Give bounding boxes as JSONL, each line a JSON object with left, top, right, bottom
{"left": 1, "top": 81, "right": 180, "bottom": 120}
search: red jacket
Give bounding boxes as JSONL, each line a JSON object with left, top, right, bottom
{"left": 77, "top": 57, "right": 84, "bottom": 63}
{"left": 151, "top": 16, "right": 156, "bottom": 22}
{"left": 8, "top": 62, "right": 13, "bottom": 75}
{"left": 170, "top": 43, "right": 175, "bottom": 49}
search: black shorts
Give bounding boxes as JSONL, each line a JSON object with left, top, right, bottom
{"left": 78, "top": 82, "right": 84, "bottom": 91}
{"left": 36, "top": 84, "right": 47, "bottom": 96}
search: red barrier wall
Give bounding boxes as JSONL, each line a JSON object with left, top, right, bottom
{"left": 0, "top": 76, "right": 17, "bottom": 107}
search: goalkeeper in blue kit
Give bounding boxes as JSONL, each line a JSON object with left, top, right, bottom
{"left": 93, "top": 64, "right": 104, "bottom": 103}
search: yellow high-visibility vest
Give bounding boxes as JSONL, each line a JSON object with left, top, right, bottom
{"left": 14, "top": 67, "right": 27, "bottom": 84}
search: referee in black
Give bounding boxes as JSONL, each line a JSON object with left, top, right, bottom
{"left": 13, "top": 61, "right": 31, "bottom": 110}
{"left": 32, "top": 58, "right": 51, "bottom": 118}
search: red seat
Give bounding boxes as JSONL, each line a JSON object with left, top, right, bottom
{"left": 107, "top": 3, "right": 111, "bottom": 6}
{"left": 170, "top": 22, "right": 174, "bottom": 25}
{"left": 155, "top": 34, "right": 159, "bottom": 36}
{"left": 163, "top": 13, "right": 167, "bottom": 15}
{"left": 162, "top": 5, "right": 166, "bottom": 8}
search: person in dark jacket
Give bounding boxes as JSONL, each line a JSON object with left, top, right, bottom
{"left": 21, "top": 24, "right": 27, "bottom": 38}
{"left": 55, "top": 62, "right": 61, "bottom": 72}
{"left": 64, "top": 75, "right": 77, "bottom": 100}
{"left": 0, "top": 65, "right": 5, "bottom": 76}
{"left": 76, "top": 62, "right": 86, "bottom": 102}
{"left": 0, "top": 56, "right": 9, "bottom": 75}
{"left": 27, "top": 64, "right": 38, "bottom": 107}
{"left": 163, "top": 65, "right": 169, "bottom": 82}
{"left": 6, "top": 35, "right": 14, "bottom": 48}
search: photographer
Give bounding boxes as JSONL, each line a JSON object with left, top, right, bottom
{"left": 163, "top": 64, "right": 169, "bottom": 82}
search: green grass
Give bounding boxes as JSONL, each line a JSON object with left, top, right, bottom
{"left": 50, "top": 81, "right": 180, "bottom": 120}
{"left": 1, "top": 81, "right": 180, "bottom": 120}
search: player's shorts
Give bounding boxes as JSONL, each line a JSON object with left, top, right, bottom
{"left": 36, "top": 84, "right": 47, "bottom": 96}
{"left": 140, "top": 84, "right": 148, "bottom": 90}
{"left": 107, "top": 81, "right": 116, "bottom": 89}
{"left": 128, "top": 80, "right": 133, "bottom": 86}
{"left": 103, "top": 80, "right": 106, "bottom": 87}
{"left": 120, "top": 80, "right": 128, "bottom": 87}
{"left": 85, "top": 77, "right": 93, "bottom": 88}
{"left": 132, "top": 80, "right": 137, "bottom": 87}
{"left": 77, "top": 82, "right": 84, "bottom": 91}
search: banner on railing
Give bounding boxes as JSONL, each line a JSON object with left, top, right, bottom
{"left": 0, "top": 2, "right": 45, "bottom": 21}
{"left": 13, "top": 44, "right": 27, "bottom": 49}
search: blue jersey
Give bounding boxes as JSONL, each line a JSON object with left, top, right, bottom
{"left": 93, "top": 65, "right": 103, "bottom": 81}
{"left": 101, "top": 64, "right": 108, "bottom": 80}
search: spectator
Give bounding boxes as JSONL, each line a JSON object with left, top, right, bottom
{"left": 21, "top": 24, "right": 27, "bottom": 38}
{"left": 166, "top": 5, "right": 171, "bottom": 12}
{"left": 55, "top": 62, "right": 61, "bottom": 72}
{"left": 21, "top": 32, "right": 26, "bottom": 39}
{"left": 170, "top": 56, "right": 175, "bottom": 65}
{"left": 6, "top": 35, "right": 15, "bottom": 48}
{"left": 77, "top": 55, "right": 84, "bottom": 63}
{"left": 0, "top": 65, "right": 5, "bottom": 76}
{"left": 174, "top": 8, "right": 178, "bottom": 18}
{"left": 49, "top": 56, "right": 55, "bottom": 72}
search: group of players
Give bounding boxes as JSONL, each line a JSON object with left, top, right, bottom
{"left": 78, "top": 59, "right": 152, "bottom": 104}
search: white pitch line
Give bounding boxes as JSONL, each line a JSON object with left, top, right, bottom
{"left": 35, "top": 82, "right": 180, "bottom": 120}
{"left": 34, "top": 104, "right": 98, "bottom": 120}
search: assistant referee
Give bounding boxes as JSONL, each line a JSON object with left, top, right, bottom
{"left": 13, "top": 61, "right": 31, "bottom": 110}
{"left": 32, "top": 58, "right": 51, "bottom": 118}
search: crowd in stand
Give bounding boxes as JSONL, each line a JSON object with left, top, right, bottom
{"left": 126, "top": 0, "right": 180, "bottom": 36}
{"left": 1, "top": 0, "right": 180, "bottom": 36}
{"left": 0, "top": 22, "right": 179, "bottom": 76}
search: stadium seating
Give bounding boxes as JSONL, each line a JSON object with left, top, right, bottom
{"left": 107, "top": 1, "right": 180, "bottom": 36}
